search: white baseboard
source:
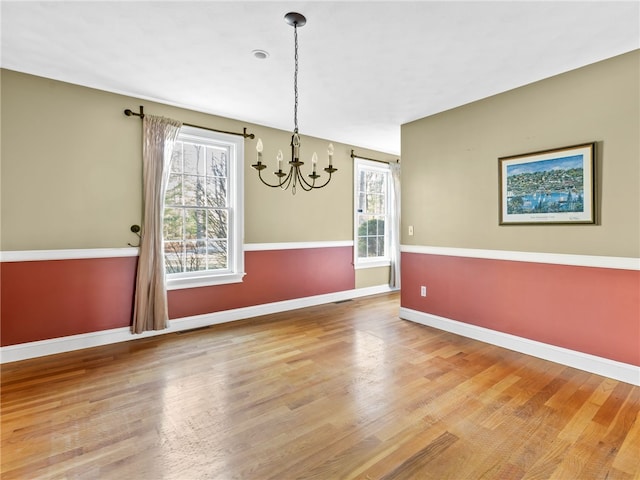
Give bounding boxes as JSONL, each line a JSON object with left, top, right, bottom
{"left": 400, "top": 307, "right": 640, "bottom": 386}
{"left": 0, "top": 285, "right": 394, "bottom": 364}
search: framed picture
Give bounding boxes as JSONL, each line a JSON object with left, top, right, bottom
{"left": 499, "top": 143, "right": 596, "bottom": 225}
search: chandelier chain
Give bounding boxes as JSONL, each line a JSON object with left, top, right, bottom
{"left": 293, "top": 23, "right": 299, "bottom": 133}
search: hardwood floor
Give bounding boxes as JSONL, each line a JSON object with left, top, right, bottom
{"left": 2, "top": 292, "right": 639, "bottom": 479}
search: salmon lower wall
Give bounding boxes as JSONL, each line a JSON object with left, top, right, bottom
{"left": 401, "top": 251, "right": 640, "bottom": 366}
{"left": 1, "top": 246, "right": 355, "bottom": 347}
{"left": 168, "top": 247, "right": 355, "bottom": 318}
{"left": 1, "top": 256, "right": 138, "bottom": 346}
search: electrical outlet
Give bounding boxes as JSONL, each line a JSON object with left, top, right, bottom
{"left": 408, "top": 225, "right": 414, "bottom": 236}
{"left": 420, "top": 286, "right": 427, "bottom": 297}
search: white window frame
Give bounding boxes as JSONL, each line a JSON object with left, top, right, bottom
{"left": 354, "top": 158, "right": 391, "bottom": 269}
{"left": 165, "top": 125, "right": 245, "bottom": 290}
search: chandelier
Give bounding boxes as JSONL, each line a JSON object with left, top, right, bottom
{"left": 252, "top": 12, "right": 337, "bottom": 194}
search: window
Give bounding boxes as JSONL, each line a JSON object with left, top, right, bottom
{"left": 163, "top": 125, "right": 244, "bottom": 289}
{"left": 354, "top": 158, "right": 391, "bottom": 268}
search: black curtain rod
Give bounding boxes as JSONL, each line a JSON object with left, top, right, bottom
{"left": 124, "top": 106, "right": 255, "bottom": 139}
{"left": 351, "top": 150, "right": 400, "bottom": 164}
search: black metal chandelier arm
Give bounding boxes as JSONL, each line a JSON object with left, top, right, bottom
{"left": 295, "top": 168, "right": 337, "bottom": 190}
{"left": 254, "top": 167, "right": 291, "bottom": 189}
{"left": 308, "top": 170, "right": 337, "bottom": 189}
{"left": 293, "top": 170, "right": 315, "bottom": 192}
{"left": 282, "top": 170, "right": 296, "bottom": 191}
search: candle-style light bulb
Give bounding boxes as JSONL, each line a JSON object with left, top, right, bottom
{"left": 256, "top": 138, "right": 263, "bottom": 162}
{"left": 312, "top": 152, "right": 318, "bottom": 171}
{"left": 277, "top": 150, "right": 283, "bottom": 170}
{"left": 292, "top": 133, "right": 301, "bottom": 161}
{"left": 327, "top": 143, "right": 334, "bottom": 166}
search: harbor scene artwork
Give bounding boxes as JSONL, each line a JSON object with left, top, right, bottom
{"left": 499, "top": 143, "right": 595, "bottom": 225}
{"left": 507, "top": 155, "right": 584, "bottom": 214}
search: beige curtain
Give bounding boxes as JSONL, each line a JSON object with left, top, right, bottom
{"left": 132, "top": 115, "right": 182, "bottom": 334}
{"left": 389, "top": 162, "right": 401, "bottom": 289}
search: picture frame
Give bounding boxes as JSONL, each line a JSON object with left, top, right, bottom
{"left": 499, "top": 143, "right": 596, "bottom": 225}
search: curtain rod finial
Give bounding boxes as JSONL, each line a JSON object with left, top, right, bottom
{"left": 124, "top": 106, "right": 145, "bottom": 118}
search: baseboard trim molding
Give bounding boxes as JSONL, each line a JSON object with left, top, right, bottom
{"left": 400, "top": 307, "right": 640, "bottom": 386}
{"left": 0, "top": 285, "right": 395, "bottom": 364}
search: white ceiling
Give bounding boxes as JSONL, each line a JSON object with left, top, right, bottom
{"left": 2, "top": 1, "right": 638, "bottom": 155}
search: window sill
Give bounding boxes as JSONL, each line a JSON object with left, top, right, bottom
{"left": 354, "top": 260, "right": 391, "bottom": 270}
{"left": 166, "top": 272, "right": 246, "bottom": 290}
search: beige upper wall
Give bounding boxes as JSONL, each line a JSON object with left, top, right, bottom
{"left": 0, "top": 69, "right": 396, "bottom": 250}
{"left": 401, "top": 50, "right": 640, "bottom": 258}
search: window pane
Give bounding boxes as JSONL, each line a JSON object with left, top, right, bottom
{"left": 357, "top": 237, "right": 367, "bottom": 258}
{"left": 165, "top": 175, "right": 182, "bottom": 206}
{"left": 170, "top": 143, "right": 183, "bottom": 173}
{"left": 367, "top": 237, "right": 378, "bottom": 257}
{"left": 183, "top": 176, "right": 206, "bottom": 206}
{"left": 358, "top": 171, "right": 366, "bottom": 193}
{"left": 365, "top": 218, "right": 375, "bottom": 235}
{"left": 367, "top": 172, "right": 385, "bottom": 193}
{"left": 366, "top": 194, "right": 383, "bottom": 214}
{"left": 379, "top": 194, "right": 386, "bottom": 214}
{"left": 183, "top": 143, "right": 204, "bottom": 175}
{"left": 185, "top": 209, "right": 207, "bottom": 240}
{"left": 357, "top": 216, "right": 368, "bottom": 236}
{"left": 207, "top": 210, "right": 228, "bottom": 240}
{"left": 206, "top": 240, "right": 227, "bottom": 270}
{"left": 164, "top": 241, "right": 184, "bottom": 273}
{"left": 206, "top": 177, "right": 227, "bottom": 207}
{"left": 377, "top": 235, "right": 385, "bottom": 256}
{"left": 207, "top": 147, "right": 227, "bottom": 177}
{"left": 164, "top": 208, "right": 184, "bottom": 240}
{"left": 184, "top": 241, "right": 206, "bottom": 272}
